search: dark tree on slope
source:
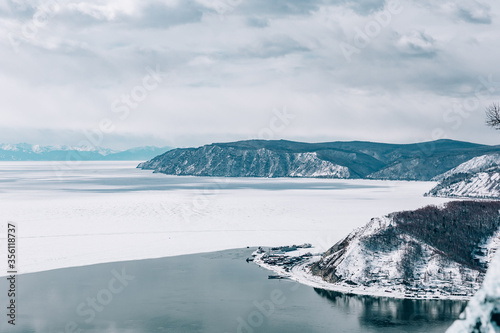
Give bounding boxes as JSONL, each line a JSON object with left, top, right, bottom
{"left": 393, "top": 201, "right": 500, "bottom": 270}
{"left": 486, "top": 103, "right": 500, "bottom": 130}
{"left": 398, "top": 242, "right": 423, "bottom": 282}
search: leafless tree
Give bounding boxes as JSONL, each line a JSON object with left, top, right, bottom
{"left": 486, "top": 103, "right": 500, "bottom": 130}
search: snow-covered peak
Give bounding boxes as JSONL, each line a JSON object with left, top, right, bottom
{"left": 0, "top": 143, "right": 116, "bottom": 155}
{"left": 0, "top": 143, "right": 31, "bottom": 151}
{"left": 0, "top": 143, "right": 172, "bottom": 161}
{"left": 358, "top": 216, "right": 394, "bottom": 236}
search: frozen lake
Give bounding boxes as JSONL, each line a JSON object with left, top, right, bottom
{"left": 0, "top": 161, "right": 450, "bottom": 275}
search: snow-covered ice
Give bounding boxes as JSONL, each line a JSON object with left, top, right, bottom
{"left": 0, "top": 161, "right": 450, "bottom": 276}
{"left": 447, "top": 252, "right": 500, "bottom": 332}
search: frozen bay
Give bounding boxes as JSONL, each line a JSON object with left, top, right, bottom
{"left": 0, "top": 161, "right": 450, "bottom": 275}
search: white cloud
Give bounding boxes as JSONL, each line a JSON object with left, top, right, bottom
{"left": 1, "top": 0, "right": 500, "bottom": 148}
{"left": 64, "top": 1, "right": 138, "bottom": 21}
{"left": 396, "top": 30, "right": 437, "bottom": 56}
{"left": 455, "top": 1, "right": 492, "bottom": 24}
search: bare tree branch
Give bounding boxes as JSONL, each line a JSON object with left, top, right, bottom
{"left": 485, "top": 103, "right": 500, "bottom": 130}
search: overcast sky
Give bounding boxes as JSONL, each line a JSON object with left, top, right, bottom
{"left": 1, "top": 0, "right": 500, "bottom": 149}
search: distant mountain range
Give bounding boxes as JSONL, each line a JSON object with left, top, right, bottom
{"left": 138, "top": 139, "right": 500, "bottom": 181}
{"left": 0, "top": 143, "right": 172, "bottom": 161}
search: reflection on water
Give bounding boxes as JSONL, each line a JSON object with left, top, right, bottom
{"left": 315, "top": 288, "right": 466, "bottom": 331}
{"left": 0, "top": 249, "right": 466, "bottom": 333}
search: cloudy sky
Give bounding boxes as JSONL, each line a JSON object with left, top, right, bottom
{"left": 1, "top": 0, "right": 500, "bottom": 149}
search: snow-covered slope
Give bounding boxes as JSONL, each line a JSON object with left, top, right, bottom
{"left": 447, "top": 253, "right": 500, "bottom": 332}
{"left": 311, "top": 201, "right": 500, "bottom": 299}
{"left": 427, "top": 154, "right": 500, "bottom": 199}
{"left": 283, "top": 152, "right": 350, "bottom": 177}
{"left": 433, "top": 154, "right": 500, "bottom": 181}
{"left": 428, "top": 167, "right": 500, "bottom": 199}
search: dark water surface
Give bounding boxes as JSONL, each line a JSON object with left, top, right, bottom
{"left": 0, "top": 249, "right": 465, "bottom": 333}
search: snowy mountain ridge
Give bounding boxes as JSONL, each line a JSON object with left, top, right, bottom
{"left": 138, "top": 139, "right": 500, "bottom": 180}
{"left": 0, "top": 143, "right": 116, "bottom": 155}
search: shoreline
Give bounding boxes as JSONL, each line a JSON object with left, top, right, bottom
{"left": 4, "top": 244, "right": 472, "bottom": 303}
{"left": 0, "top": 238, "right": 478, "bottom": 303}
{"left": 252, "top": 248, "right": 472, "bottom": 302}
